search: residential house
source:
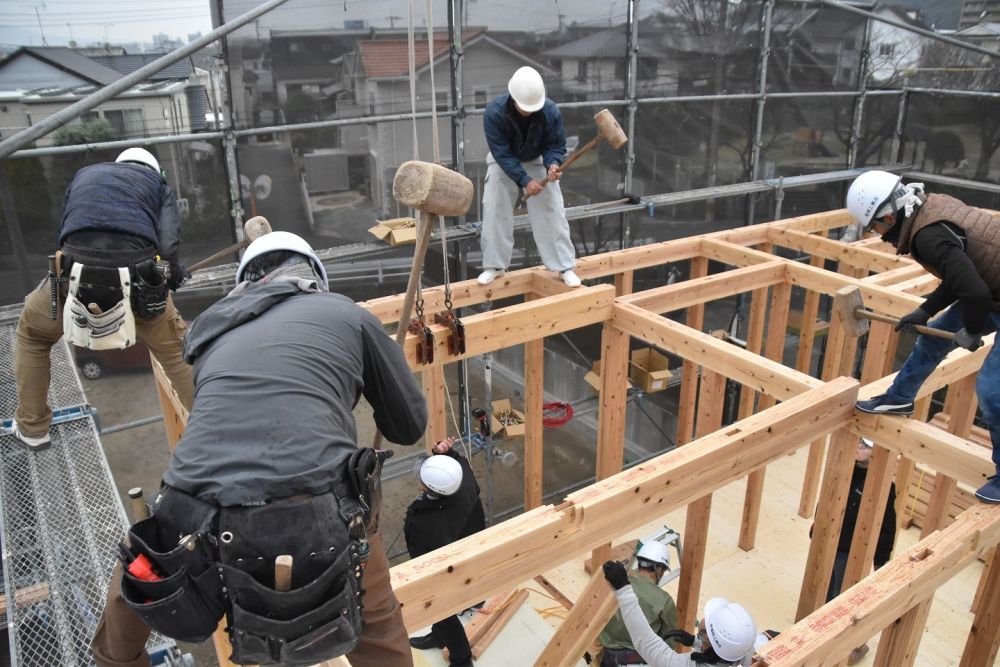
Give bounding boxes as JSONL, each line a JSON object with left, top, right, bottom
{"left": 867, "top": 6, "right": 930, "bottom": 83}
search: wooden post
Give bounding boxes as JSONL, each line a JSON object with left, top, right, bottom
{"left": 533, "top": 568, "right": 618, "bottom": 667}
{"left": 739, "top": 280, "right": 791, "bottom": 550}
{"left": 524, "top": 335, "right": 544, "bottom": 510}
{"left": 614, "top": 270, "right": 634, "bottom": 297}
{"left": 796, "top": 428, "right": 858, "bottom": 621}
{"left": 961, "top": 546, "right": 1000, "bottom": 666}
{"left": 676, "top": 368, "right": 727, "bottom": 631}
{"left": 591, "top": 321, "right": 630, "bottom": 567}
{"left": 896, "top": 397, "right": 931, "bottom": 529}
{"left": 872, "top": 599, "right": 933, "bottom": 667}
{"left": 422, "top": 364, "right": 447, "bottom": 451}
{"left": 150, "top": 355, "right": 188, "bottom": 449}
{"left": 676, "top": 257, "right": 708, "bottom": 445}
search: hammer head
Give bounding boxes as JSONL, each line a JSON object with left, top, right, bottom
{"left": 832, "top": 286, "right": 870, "bottom": 338}
{"left": 244, "top": 216, "right": 272, "bottom": 242}
{"left": 594, "top": 109, "right": 627, "bottom": 149}
{"left": 392, "top": 160, "right": 474, "bottom": 217}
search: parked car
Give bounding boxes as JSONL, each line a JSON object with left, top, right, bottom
{"left": 73, "top": 341, "right": 152, "bottom": 380}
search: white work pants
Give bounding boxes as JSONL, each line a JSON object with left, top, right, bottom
{"left": 480, "top": 154, "right": 576, "bottom": 273}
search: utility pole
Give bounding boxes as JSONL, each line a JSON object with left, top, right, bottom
{"left": 25, "top": 2, "right": 47, "bottom": 46}
{"left": 387, "top": 15, "right": 402, "bottom": 29}
{"left": 65, "top": 23, "right": 74, "bottom": 46}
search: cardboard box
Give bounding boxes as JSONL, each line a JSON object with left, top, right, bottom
{"left": 628, "top": 347, "right": 672, "bottom": 393}
{"left": 786, "top": 308, "right": 830, "bottom": 337}
{"left": 491, "top": 399, "right": 526, "bottom": 440}
{"left": 584, "top": 360, "right": 635, "bottom": 393}
{"left": 368, "top": 217, "right": 417, "bottom": 246}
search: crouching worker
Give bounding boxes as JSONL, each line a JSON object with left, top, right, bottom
{"left": 602, "top": 560, "right": 756, "bottom": 666}
{"left": 91, "top": 231, "right": 428, "bottom": 667}
{"left": 405, "top": 437, "right": 486, "bottom": 667}
{"left": 13, "top": 147, "right": 193, "bottom": 451}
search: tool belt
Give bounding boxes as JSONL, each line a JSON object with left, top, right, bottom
{"left": 601, "top": 647, "right": 647, "bottom": 666}
{"left": 58, "top": 244, "right": 168, "bottom": 349}
{"left": 118, "top": 451, "right": 386, "bottom": 665}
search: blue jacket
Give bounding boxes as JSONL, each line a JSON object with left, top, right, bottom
{"left": 483, "top": 93, "right": 566, "bottom": 188}
{"left": 57, "top": 162, "right": 181, "bottom": 263}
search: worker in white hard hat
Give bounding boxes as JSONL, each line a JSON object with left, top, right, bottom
{"left": 92, "top": 232, "right": 427, "bottom": 667}
{"left": 478, "top": 65, "right": 581, "bottom": 289}
{"left": 604, "top": 560, "right": 757, "bottom": 667}
{"left": 595, "top": 541, "right": 680, "bottom": 666}
{"left": 11, "top": 147, "right": 192, "bottom": 452}
{"left": 846, "top": 169, "right": 1000, "bottom": 504}
{"left": 404, "top": 437, "right": 485, "bottom": 667}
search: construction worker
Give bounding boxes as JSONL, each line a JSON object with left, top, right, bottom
{"left": 603, "top": 559, "right": 756, "bottom": 667}
{"left": 404, "top": 436, "right": 486, "bottom": 667}
{"left": 12, "top": 147, "right": 192, "bottom": 451}
{"left": 91, "top": 231, "right": 427, "bottom": 667}
{"left": 847, "top": 170, "right": 1000, "bottom": 503}
{"left": 596, "top": 541, "right": 680, "bottom": 666}
{"left": 478, "top": 65, "right": 580, "bottom": 289}
{"left": 812, "top": 436, "right": 895, "bottom": 665}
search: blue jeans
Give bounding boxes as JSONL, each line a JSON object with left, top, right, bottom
{"left": 886, "top": 305, "right": 1000, "bottom": 471}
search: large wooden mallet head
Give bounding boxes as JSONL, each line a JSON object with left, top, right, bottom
{"left": 392, "top": 161, "right": 474, "bottom": 217}
{"left": 243, "top": 215, "right": 272, "bottom": 241}
{"left": 832, "top": 286, "right": 870, "bottom": 338}
{"left": 594, "top": 109, "right": 627, "bottom": 149}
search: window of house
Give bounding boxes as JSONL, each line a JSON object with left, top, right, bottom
{"left": 474, "top": 90, "right": 487, "bottom": 109}
{"left": 82, "top": 111, "right": 99, "bottom": 123}
{"left": 103, "top": 109, "right": 145, "bottom": 135}
{"left": 576, "top": 61, "right": 588, "bottom": 82}
{"left": 878, "top": 43, "right": 894, "bottom": 56}
{"left": 638, "top": 59, "right": 656, "bottom": 81}
{"left": 615, "top": 61, "right": 626, "bottom": 80}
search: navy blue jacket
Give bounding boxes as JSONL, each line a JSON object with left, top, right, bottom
{"left": 483, "top": 93, "right": 567, "bottom": 188}
{"left": 58, "top": 162, "right": 181, "bottom": 263}
{"left": 404, "top": 450, "right": 485, "bottom": 559}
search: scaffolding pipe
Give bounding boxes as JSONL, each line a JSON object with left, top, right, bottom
{"left": 746, "top": 0, "right": 776, "bottom": 225}
{"left": 0, "top": 0, "right": 295, "bottom": 160}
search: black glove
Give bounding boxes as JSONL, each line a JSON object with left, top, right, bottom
{"left": 583, "top": 651, "right": 592, "bottom": 665}
{"left": 895, "top": 308, "right": 930, "bottom": 336}
{"left": 602, "top": 560, "right": 629, "bottom": 590}
{"left": 662, "top": 629, "right": 697, "bottom": 647}
{"left": 168, "top": 263, "right": 191, "bottom": 291}
{"left": 955, "top": 328, "right": 984, "bottom": 351}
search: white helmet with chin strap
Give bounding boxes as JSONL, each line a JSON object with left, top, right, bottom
{"left": 116, "top": 147, "right": 160, "bottom": 173}
{"left": 508, "top": 66, "right": 546, "bottom": 113}
{"left": 236, "top": 230, "right": 328, "bottom": 288}
{"left": 846, "top": 170, "right": 925, "bottom": 233}
{"left": 635, "top": 541, "right": 670, "bottom": 570}
{"left": 702, "top": 597, "right": 756, "bottom": 662}
{"left": 420, "top": 455, "right": 463, "bottom": 496}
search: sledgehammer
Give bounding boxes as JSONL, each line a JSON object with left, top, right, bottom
{"left": 528, "top": 109, "right": 627, "bottom": 197}
{"left": 832, "top": 286, "right": 955, "bottom": 341}
{"left": 187, "top": 216, "right": 272, "bottom": 272}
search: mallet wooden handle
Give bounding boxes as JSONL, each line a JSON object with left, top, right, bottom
{"left": 526, "top": 136, "right": 601, "bottom": 198}
{"left": 855, "top": 309, "right": 956, "bottom": 341}
{"left": 275, "top": 555, "right": 293, "bottom": 592}
{"left": 187, "top": 239, "right": 249, "bottom": 273}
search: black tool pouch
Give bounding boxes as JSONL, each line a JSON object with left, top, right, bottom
{"left": 345, "top": 448, "right": 392, "bottom": 529}
{"left": 131, "top": 260, "right": 168, "bottom": 320}
{"left": 118, "top": 491, "right": 224, "bottom": 643}
{"left": 218, "top": 493, "right": 364, "bottom": 666}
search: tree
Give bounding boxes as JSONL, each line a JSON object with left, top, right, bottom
{"left": 52, "top": 118, "right": 118, "bottom": 146}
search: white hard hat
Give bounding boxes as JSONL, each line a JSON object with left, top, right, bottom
{"left": 845, "top": 170, "right": 904, "bottom": 230}
{"left": 635, "top": 541, "right": 670, "bottom": 570}
{"left": 702, "top": 597, "right": 757, "bottom": 662}
{"left": 508, "top": 66, "right": 546, "bottom": 113}
{"left": 420, "top": 455, "right": 463, "bottom": 496}
{"left": 236, "top": 230, "right": 328, "bottom": 288}
{"left": 116, "top": 147, "right": 160, "bottom": 172}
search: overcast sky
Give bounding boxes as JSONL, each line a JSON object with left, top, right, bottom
{"left": 1, "top": 0, "right": 643, "bottom": 50}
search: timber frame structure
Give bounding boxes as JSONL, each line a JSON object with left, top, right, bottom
{"left": 153, "top": 208, "right": 999, "bottom": 667}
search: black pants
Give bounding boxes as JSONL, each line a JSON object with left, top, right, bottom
{"left": 432, "top": 614, "right": 472, "bottom": 666}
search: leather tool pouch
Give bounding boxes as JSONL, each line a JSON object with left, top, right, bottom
{"left": 131, "top": 259, "right": 168, "bottom": 320}
{"left": 345, "top": 448, "right": 391, "bottom": 529}
{"left": 63, "top": 263, "right": 136, "bottom": 350}
{"left": 118, "top": 491, "right": 223, "bottom": 643}
{"left": 218, "top": 493, "right": 364, "bottom": 666}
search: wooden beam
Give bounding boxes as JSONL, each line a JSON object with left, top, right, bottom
{"left": 795, "top": 257, "right": 826, "bottom": 519}
{"left": 784, "top": 261, "right": 924, "bottom": 317}
{"left": 534, "top": 574, "right": 574, "bottom": 611}
{"left": 471, "top": 589, "right": 530, "bottom": 660}
{"left": 961, "top": 546, "right": 1000, "bottom": 666}
{"left": 524, "top": 295, "right": 545, "bottom": 510}
{"left": 677, "top": 369, "right": 727, "bottom": 630}
{"left": 620, "top": 262, "right": 786, "bottom": 314}
{"left": 392, "top": 378, "right": 858, "bottom": 629}
{"left": 150, "top": 355, "right": 187, "bottom": 448}
{"left": 534, "top": 569, "right": 618, "bottom": 667}
{"left": 422, "top": 364, "right": 447, "bottom": 450}
{"left": 614, "top": 270, "right": 634, "bottom": 297}
{"left": 871, "top": 599, "right": 931, "bottom": 667}
{"left": 676, "top": 256, "right": 708, "bottom": 446}
{"left": 770, "top": 208, "right": 856, "bottom": 234}
{"left": 361, "top": 272, "right": 534, "bottom": 324}
{"left": 760, "top": 503, "right": 1000, "bottom": 667}
{"left": 921, "top": 375, "right": 977, "bottom": 538}
{"left": 796, "top": 428, "right": 858, "bottom": 621}
{"left": 768, "top": 227, "right": 905, "bottom": 273}
{"left": 860, "top": 263, "right": 927, "bottom": 287}
{"left": 613, "top": 302, "right": 819, "bottom": 402}
{"left": 401, "top": 284, "right": 616, "bottom": 370}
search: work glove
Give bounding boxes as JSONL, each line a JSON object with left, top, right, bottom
{"left": 895, "top": 308, "right": 930, "bottom": 336}
{"left": 662, "top": 629, "right": 697, "bottom": 647}
{"left": 955, "top": 328, "right": 984, "bottom": 351}
{"left": 168, "top": 263, "right": 191, "bottom": 291}
{"left": 602, "top": 560, "right": 630, "bottom": 590}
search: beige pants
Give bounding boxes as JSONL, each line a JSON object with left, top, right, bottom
{"left": 14, "top": 279, "right": 194, "bottom": 437}
{"left": 91, "top": 529, "right": 412, "bottom": 667}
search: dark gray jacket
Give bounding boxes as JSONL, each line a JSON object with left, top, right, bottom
{"left": 163, "top": 279, "right": 427, "bottom": 506}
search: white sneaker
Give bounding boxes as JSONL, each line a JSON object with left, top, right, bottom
{"left": 561, "top": 269, "right": 582, "bottom": 288}
{"left": 477, "top": 269, "right": 505, "bottom": 285}
{"left": 12, "top": 421, "right": 51, "bottom": 451}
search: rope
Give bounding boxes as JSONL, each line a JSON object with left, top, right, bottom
{"left": 406, "top": 0, "right": 418, "bottom": 161}
{"left": 542, "top": 401, "right": 574, "bottom": 428}
{"left": 907, "top": 466, "right": 927, "bottom": 524}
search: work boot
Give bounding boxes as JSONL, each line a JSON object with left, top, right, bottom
{"left": 561, "top": 269, "right": 582, "bottom": 288}
{"left": 976, "top": 475, "right": 1000, "bottom": 504}
{"left": 12, "top": 421, "right": 51, "bottom": 452}
{"left": 855, "top": 393, "right": 914, "bottom": 416}
{"left": 477, "top": 268, "right": 504, "bottom": 285}
{"left": 847, "top": 643, "right": 869, "bottom": 665}
{"left": 409, "top": 632, "right": 447, "bottom": 650}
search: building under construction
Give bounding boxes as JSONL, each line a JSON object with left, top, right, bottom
{"left": 0, "top": 0, "right": 999, "bottom": 666}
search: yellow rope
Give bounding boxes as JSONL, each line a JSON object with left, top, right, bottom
{"left": 907, "top": 467, "right": 927, "bottom": 522}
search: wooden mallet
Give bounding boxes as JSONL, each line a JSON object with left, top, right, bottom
{"left": 188, "top": 215, "right": 272, "bottom": 273}
{"left": 528, "top": 109, "right": 627, "bottom": 196}
{"left": 832, "top": 286, "right": 955, "bottom": 341}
